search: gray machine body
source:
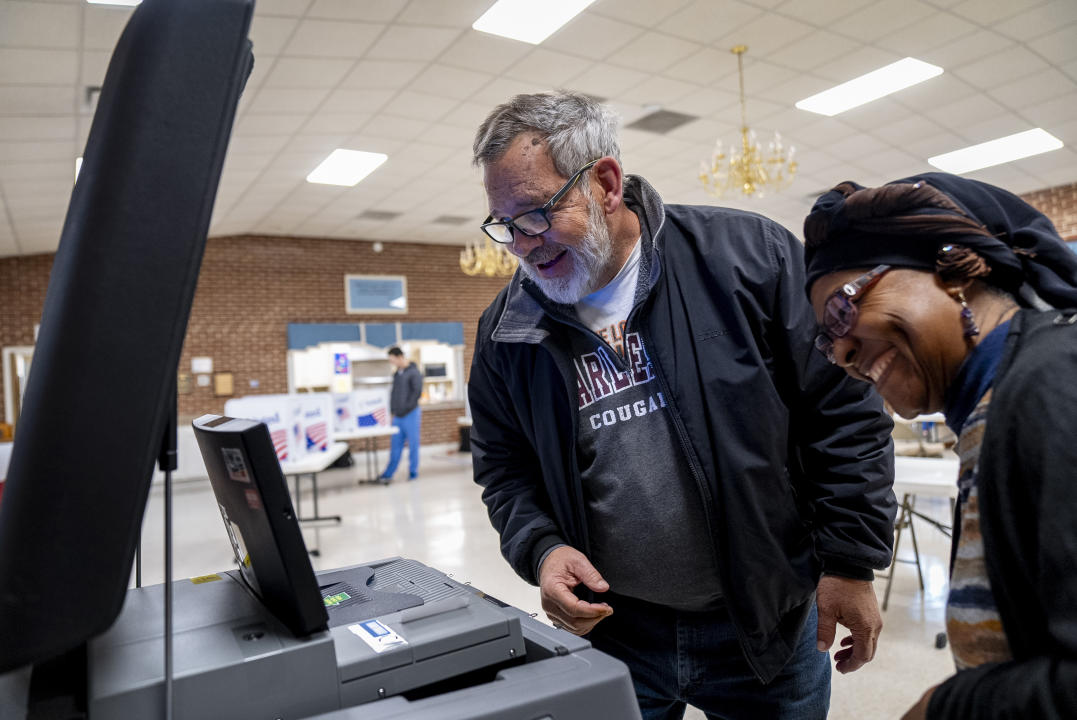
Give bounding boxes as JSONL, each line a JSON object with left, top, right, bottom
{"left": 86, "top": 558, "right": 641, "bottom": 720}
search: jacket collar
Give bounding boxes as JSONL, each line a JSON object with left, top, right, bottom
{"left": 491, "top": 174, "right": 666, "bottom": 345}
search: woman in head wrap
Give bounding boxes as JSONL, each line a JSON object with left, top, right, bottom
{"left": 803, "top": 172, "right": 1077, "bottom": 720}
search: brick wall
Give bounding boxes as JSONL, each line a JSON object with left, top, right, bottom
{"left": 0, "top": 236, "right": 508, "bottom": 447}
{"left": 2, "top": 179, "right": 1076, "bottom": 444}
{"left": 1020, "top": 182, "right": 1077, "bottom": 240}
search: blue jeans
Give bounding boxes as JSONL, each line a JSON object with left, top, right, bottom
{"left": 383, "top": 407, "right": 421, "bottom": 478}
{"left": 587, "top": 594, "right": 830, "bottom": 720}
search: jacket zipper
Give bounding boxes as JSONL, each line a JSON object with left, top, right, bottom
{"left": 633, "top": 301, "right": 770, "bottom": 682}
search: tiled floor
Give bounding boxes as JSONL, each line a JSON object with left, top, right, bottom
{"left": 137, "top": 444, "right": 957, "bottom": 719}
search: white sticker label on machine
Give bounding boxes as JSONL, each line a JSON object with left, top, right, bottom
{"left": 348, "top": 619, "right": 407, "bottom": 653}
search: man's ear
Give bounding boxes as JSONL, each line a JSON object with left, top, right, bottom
{"left": 591, "top": 156, "right": 624, "bottom": 214}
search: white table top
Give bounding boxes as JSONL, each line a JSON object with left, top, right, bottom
{"left": 894, "top": 455, "right": 959, "bottom": 499}
{"left": 893, "top": 412, "right": 947, "bottom": 425}
{"left": 279, "top": 442, "right": 349, "bottom": 476}
{"left": 333, "top": 425, "right": 399, "bottom": 441}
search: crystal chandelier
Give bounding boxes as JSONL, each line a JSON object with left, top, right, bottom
{"left": 459, "top": 237, "right": 518, "bottom": 277}
{"left": 699, "top": 45, "right": 797, "bottom": 198}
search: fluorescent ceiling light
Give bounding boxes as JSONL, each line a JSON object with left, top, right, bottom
{"left": 306, "top": 149, "right": 388, "bottom": 187}
{"left": 795, "top": 58, "right": 943, "bottom": 116}
{"left": 928, "top": 128, "right": 1064, "bottom": 174}
{"left": 473, "top": 0, "right": 596, "bottom": 44}
{"left": 75, "top": 157, "right": 82, "bottom": 181}
{"left": 86, "top": 0, "right": 142, "bottom": 6}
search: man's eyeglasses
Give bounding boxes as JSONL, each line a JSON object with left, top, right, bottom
{"left": 814, "top": 264, "right": 891, "bottom": 364}
{"left": 480, "top": 159, "right": 599, "bottom": 245}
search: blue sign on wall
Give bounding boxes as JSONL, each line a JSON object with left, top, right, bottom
{"left": 345, "top": 275, "right": 407, "bottom": 314}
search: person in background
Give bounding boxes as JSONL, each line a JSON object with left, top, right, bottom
{"left": 467, "top": 91, "right": 896, "bottom": 719}
{"left": 803, "top": 172, "right": 1077, "bottom": 720}
{"left": 378, "top": 346, "right": 422, "bottom": 483}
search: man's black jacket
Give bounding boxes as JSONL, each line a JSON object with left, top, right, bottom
{"left": 468, "top": 176, "right": 895, "bottom": 683}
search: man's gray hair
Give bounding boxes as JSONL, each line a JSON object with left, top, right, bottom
{"left": 472, "top": 91, "right": 622, "bottom": 177}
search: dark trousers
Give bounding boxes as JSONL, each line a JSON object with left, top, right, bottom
{"left": 587, "top": 594, "right": 830, "bottom": 720}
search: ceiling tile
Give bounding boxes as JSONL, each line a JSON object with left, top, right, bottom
{"left": 301, "top": 113, "right": 371, "bottom": 135}
{"left": 308, "top": 0, "right": 408, "bottom": 22}
{"left": 773, "top": 0, "right": 868, "bottom": 25}
{"left": 1024, "top": 91, "right": 1077, "bottom": 129}
{"left": 888, "top": 73, "right": 977, "bottom": 115}
{"left": 358, "top": 114, "right": 431, "bottom": 142}
{"left": 564, "top": 63, "right": 650, "bottom": 99}
{"left": 812, "top": 45, "right": 903, "bottom": 83}
{"left": 249, "top": 16, "right": 299, "bottom": 56}
{"left": 663, "top": 47, "right": 733, "bottom": 86}
{"left": 950, "top": 0, "right": 1045, "bottom": 25}
{"left": 253, "top": 0, "right": 311, "bottom": 18}
{"left": 767, "top": 30, "right": 861, "bottom": 72}
{"left": 961, "top": 113, "right": 1044, "bottom": 147}
{"left": 320, "top": 88, "right": 395, "bottom": 115}
{"left": 873, "top": 115, "right": 946, "bottom": 147}
{"left": 916, "top": 29, "right": 1014, "bottom": 70}
{"left": 79, "top": 50, "right": 110, "bottom": 88}
{"left": 0, "top": 86, "right": 74, "bottom": 116}
{"left": 285, "top": 134, "right": 349, "bottom": 154}
{"left": 619, "top": 75, "right": 700, "bottom": 107}
{"left": 283, "top": 19, "right": 383, "bottom": 58}
{"left": 657, "top": 1, "right": 763, "bottom": 44}
{"left": 989, "top": 68, "right": 1076, "bottom": 113}
{"left": 605, "top": 32, "right": 701, "bottom": 74}
{"left": 830, "top": 1, "right": 936, "bottom": 42}
{"left": 339, "top": 59, "right": 427, "bottom": 89}
{"left": 0, "top": 116, "right": 74, "bottom": 141}
{"left": 0, "top": 1, "right": 79, "bottom": 49}
{"left": 504, "top": 49, "right": 590, "bottom": 87}
{"left": 395, "top": 0, "right": 492, "bottom": 27}
{"left": 924, "top": 93, "right": 1009, "bottom": 133}
{"left": 468, "top": 77, "right": 552, "bottom": 108}
{"left": 265, "top": 57, "right": 355, "bottom": 87}
{"left": 992, "top": 0, "right": 1077, "bottom": 41}
{"left": 246, "top": 87, "right": 331, "bottom": 115}
{"left": 589, "top": 0, "right": 694, "bottom": 26}
{"left": 366, "top": 25, "right": 460, "bottom": 62}
{"left": 227, "top": 135, "right": 291, "bottom": 155}
{"left": 0, "top": 160, "right": 71, "bottom": 183}
{"left": 0, "top": 139, "right": 74, "bottom": 163}
{"left": 665, "top": 89, "right": 739, "bottom": 119}
{"left": 952, "top": 44, "right": 1049, "bottom": 88}
{"left": 541, "top": 13, "right": 643, "bottom": 61}
{"left": 438, "top": 33, "right": 532, "bottom": 75}
{"left": 381, "top": 90, "right": 458, "bottom": 122}
{"left": 408, "top": 64, "right": 493, "bottom": 99}
{"left": 1030, "top": 24, "right": 1077, "bottom": 66}
{"left": 0, "top": 48, "right": 77, "bottom": 85}
{"left": 874, "top": 13, "right": 978, "bottom": 56}
{"left": 439, "top": 101, "right": 495, "bottom": 131}
{"left": 234, "top": 114, "right": 308, "bottom": 136}
{"left": 714, "top": 13, "right": 816, "bottom": 57}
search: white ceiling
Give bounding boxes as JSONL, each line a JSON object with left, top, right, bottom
{"left": 1, "top": 0, "right": 1076, "bottom": 256}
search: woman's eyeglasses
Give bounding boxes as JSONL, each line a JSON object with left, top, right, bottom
{"left": 814, "top": 264, "right": 891, "bottom": 363}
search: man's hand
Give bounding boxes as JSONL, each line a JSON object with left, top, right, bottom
{"left": 900, "top": 684, "right": 938, "bottom": 720}
{"left": 538, "top": 546, "right": 613, "bottom": 635}
{"left": 816, "top": 574, "right": 882, "bottom": 673}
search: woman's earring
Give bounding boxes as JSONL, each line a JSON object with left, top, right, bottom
{"left": 957, "top": 290, "right": 980, "bottom": 339}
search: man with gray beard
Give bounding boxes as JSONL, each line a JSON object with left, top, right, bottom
{"left": 467, "top": 91, "right": 896, "bottom": 720}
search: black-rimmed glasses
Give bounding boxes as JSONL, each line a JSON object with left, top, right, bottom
{"left": 814, "top": 264, "right": 891, "bottom": 364}
{"left": 480, "top": 159, "right": 599, "bottom": 245}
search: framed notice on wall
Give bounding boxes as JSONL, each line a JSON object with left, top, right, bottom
{"left": 345, "top": 275, "right": 407, "bottom": 314}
